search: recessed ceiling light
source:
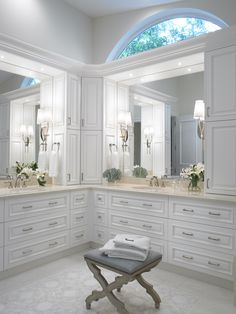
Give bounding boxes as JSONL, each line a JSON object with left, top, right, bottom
{"left": 40, "top": 67, "right": 44, "bottom": 71}
{"left": 129, "top": 73, "right": 133, "bottom": 77}
{"left": 0, "top": 55, "right": 5, "bottom": 59}
{"left": 178, "top": 61, "right": 182, "bottom": 66}
{"left": 187, "top": 68, "right": 192, "bottom": 72}
{"left": 140, "top": 77, "right": 146, "bottom": 82}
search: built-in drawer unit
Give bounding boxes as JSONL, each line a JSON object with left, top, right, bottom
{"left": 5, "top": 212, "right": 69, "bottom": 245}
{"left": 71, "top": 190, "right": 88, "bottom": 209}
{"left": 5, "top": 193, "right": 69, "bottom": 221}
{"left": 70, "top": 209, "right": 88, "bottom": 228}
{"left": 109, "top": 192, "right": 168, "bottom": 218}
{"left": 109, "top": 211, "right": 167, "bottom": 239}
{"left": 168, "top": 220, "right": 236, "bottom": 253}
{"left": 169, "top": 198, "right": 236, "bottom": 228}
{"left": 94, "top": 208, "right": 108, "bottom": 227}
{"left": 0, "top": 223, "right": 3, "bottom": 247}
{"left": 168, "top": 243, "right": 234, "bottom": 280}
{"left": 94, "top": 191, "right": 108, "bottom": 208}
{"left": 70, "top": 227, "right": 88, "bottom": 247}
{"left": 0, "top": 247, "right": 3, "bottom": 271}
{"left": 93, "top": 226, "right": 108, "bottom": 244}
{"left": 0, "top": 199, "right": 4, "bottom": 222}
{"left": 4, "top": 231, "right": 69, "bottom": 269}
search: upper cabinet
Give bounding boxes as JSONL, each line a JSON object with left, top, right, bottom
{"left": 67, "top": 74, "right": 81, "bottom": 130}
{"left": 104, "top": 79, "right": 117, "bottom": 129}
{"left": 81, "top": 78, "right": 103, "bottom": 130}
{"left": 205, "top": 45, "right": 236, "bottom": 121}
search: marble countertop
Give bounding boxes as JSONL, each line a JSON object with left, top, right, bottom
{"left": 0, "top": 183, "right": 235, "bottom": 203}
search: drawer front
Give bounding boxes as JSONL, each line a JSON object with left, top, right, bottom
{"left": 0, "top": 223, "right": 3, "bottom": 247}
{"left": 169, "top": 198, "right": 236, "bottom": 228}
{"left": 94, "top": 191, "right": 107, "bottom": 208}
{"left": 0, "top": 199, "right": 3, "bottom": 222}
{"left": 71, "top": 191, "right": 88, "bottom": 209}
{"left": 168, "top": 243, "right": 234, "bottom": 280}
{"left": 95, "top": 209, "right": 108, "bottom": 227}
{"left": 109, "top": 212, "right": 167, "bottom": 239}
{"left": 93, "top": 226, "right": 108, "bottom": 244}
{"left": 169, "top": 220, "right": 236, "bottom": 253}
{"left": 70, "top": 210, "right": 88, "bottom": 228}
{"left": 70, "top": 227, "right": 88, "bottom": 247}
{"left": 5, "top": 213, "right": 69, "bottom": 245}
{"left": 0, "top": 247, "right": 3, "bottom": 271}
{"left": 109, "top": 228, "right": 168, "bottom": 262}
{"left": 5, "top": 193, "right": 69, "bottom": 221}
{"left": 110, "top": 193, "right": 168, "bottom": 218}
{"left": 5, "top": 231, "right": 69, "bottom": 269}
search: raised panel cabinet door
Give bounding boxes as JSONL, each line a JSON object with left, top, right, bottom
{"left": 67, "top": 74, "right": 81, "bottom": 129}
{"left": 205, "top": 45, "right": 236, "bottom": 121}
{"left": 66, "top": 130, "right": 80, "bottom": 185}
{"left": 104, "top": 79, "right": 117, "bottom": 129}
{"left": 81, "top": 131, "right": 102, "bottom": 184}
{"left": 81, "top": 78, "right": 103, "bottom": 130}
{"left": 205, "top": 120, "right": 236, "bottom": 195}
{"left": 53, "top": 74, "right": 66, "bottom": 126}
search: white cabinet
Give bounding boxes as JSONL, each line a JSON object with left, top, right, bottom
{"left": 53, "top": 74, "right": 66, "bottom": 126}
{"left": 81, "top": 77, "right": 103, "bottom": 130}
{"left": 67, "top": 74, "right": 80, "bottom": 129}
{"left": 104, "top": 79, "right": 117, "bottom": 129}
{"left": 81, "top": 131, "right": 102, "bottom": 184}
{"left": 66, "top": 130, "right": 80, "bottom": 185}
{"left": 205, "top": 45, "right": 236, "bottom": 121}
{"left": 205, "top": 120, "right": 236, "bottom": 195}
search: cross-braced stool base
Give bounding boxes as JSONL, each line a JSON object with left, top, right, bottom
{"left": 85, "top": 257, "right": 161, "bottom": 314}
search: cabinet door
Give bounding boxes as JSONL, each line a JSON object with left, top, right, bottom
{"left": 81, "top": 131, "right": 102, "bottom": 184}
{"left": 67, "top": 75, "right": 80, "bottom": 129}
{"left": 205, "top": 120, "right": 236, "bottom": 195}
{"left": 81, "top": 78, "right": 103, "bottom": 130}
{"left": 206, "top": 45, "right": 236, "bottom": 121}
{"left": 53, "top": 74, "right": 66, "bottom": 126}
{"left": 66, "top": 130, "right": 80, "bottom": 185}
{"left": 104, "top": 79, "right": 117, "bottom": 129}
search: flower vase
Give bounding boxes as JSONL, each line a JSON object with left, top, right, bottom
{"left": 37, "top": 176, "right": 47, "bottom": 186}
{"left": 188, "top": 176, "right": 200, "bottom": 192}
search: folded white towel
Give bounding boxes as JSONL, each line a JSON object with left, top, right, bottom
{"left": 38, "top": 151, "right": 48, "bottom": 171}
{"left": 49, "top": 150, "right": 59, "bottom": 177}
{"left": 99, "top": 239, "right": 148, "bottom": 261}
{"left": 113, "top": 234, "right": 151, "bottom": 252}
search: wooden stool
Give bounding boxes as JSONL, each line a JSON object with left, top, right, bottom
{"left": 84, "top": 249, "right": 162, "bottom": 314}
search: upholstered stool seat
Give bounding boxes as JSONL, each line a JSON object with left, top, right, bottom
{"left": 84, "top": 249, "right": 162, "bottom": 314}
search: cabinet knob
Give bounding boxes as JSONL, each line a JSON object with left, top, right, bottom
{"left": 67, "top": 117, "right": 72, "bottom": 125}
{"left": 207, "top": 106, "right": 210, "bottom": 117}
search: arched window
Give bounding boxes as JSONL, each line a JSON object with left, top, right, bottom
{"left": 21, "top": 77, "right": 40, "bottom": 88}
{"left": 107, "top": 9, "right": 227, "bottom": 61}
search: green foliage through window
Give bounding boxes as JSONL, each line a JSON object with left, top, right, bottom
{"left": 118, "top": 18, "right": 221, "bottom": 59}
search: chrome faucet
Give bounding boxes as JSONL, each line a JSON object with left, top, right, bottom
{"left": 150, "top": 176, "right": 159, "bottom": 187}
{"left": 14, "top": 174, "right": 26, "bottom": 188}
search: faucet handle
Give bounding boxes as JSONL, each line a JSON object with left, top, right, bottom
{"left": 4, "top": 179, "right": 13, "bottom": 189}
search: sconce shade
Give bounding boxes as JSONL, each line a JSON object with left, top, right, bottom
{"left": 194, "top": 100, "right": 205, "bottom": 121}
{"left": 27, "top": 125, "right": 34, "bottom": 136}
{"left": 118, "top": 111, "right": 132, "bottom": 126}
{"left": 20, "top": 124, "right": 27, "bottom": 135}
{"left": 144, "top": 127, "right": 154, "bottom": 136}
{"left": 37, "top": 108, "right": 52, "bottom": 125}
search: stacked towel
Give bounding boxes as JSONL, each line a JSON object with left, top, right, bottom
{"left": 99, "top": 234, "right": 151, "bottom": 261}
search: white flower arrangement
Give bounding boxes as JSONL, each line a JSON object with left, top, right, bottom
{"left": 180, "top": 163, "right": 204, "bottom": 190}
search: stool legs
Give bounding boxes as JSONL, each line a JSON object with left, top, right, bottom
{"left": 136, "top": 274, "right": 161, "bottom": 309}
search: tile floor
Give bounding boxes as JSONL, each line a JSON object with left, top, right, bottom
{"left": 0, "top": 250, "right": 234, "bottom": 314}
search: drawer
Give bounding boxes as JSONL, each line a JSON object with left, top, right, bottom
{"left": 169, "top": 198, "right": 236, "bottom": 228}
{"left": 93, "top": 226, "right": 108, "bottom": 244}
{"left": 71, "top": 190, "right": 88, "bottom": 209}
{"left": 0, "top": 199, "right": 3, "bottom": 222}
{"left": 110, "top": 192, "right": 168, "bottom": 218}
{"left": 70, "top": 227, "right": 88, "bottom": 247}
{"left": 168, "top": 243, "right": 234, "bottom": 280}
{"left": 94, "top": 191, "right": 108, "bottom": 208}
{"left": 109, "top": 228, "right": 168, "bottom": 262}
{"left": 5, "top": 213, "right": 69, "bottom": 245}
{"left": 70, "top": 210, "right": 88, "bottom": 228}
{"left": 169, "top": 220, "right": 236, "bottom": 253}
{"left": 4, "top": 231, "right": 69, "bottom": 269}
{"left": 0, "top": 247, "right": 3, "bottom": 271}
{"left": 0, "top": 223, "right": 3, "bottom": 247}
{"left": 94, "top": 209, "right": 108, "bottom": 227}
{"left": 5, "top": 193, "right": 69, "bottom": 221}
{"left": 109, "top": 212, "right": 167, "bottom": 239}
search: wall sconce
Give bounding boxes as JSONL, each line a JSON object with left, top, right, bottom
{"left": 20, "top": 125, "right": 34, "bottom": 152}
{"left": 194, "top": 99, "right": 205, "bottom": 162}
{"left": 118, "top": 111, "right": 132, "bottom": 151}
{"left": 144, "top": 127, "right": 154, "bottom": 154}
{"left": 37, "top": 108, "right": 52, "bottom": 151}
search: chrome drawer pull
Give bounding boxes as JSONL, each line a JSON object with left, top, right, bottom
{"left": 182, "top": 254, "right": 193, "bottom": 260}
{"left": 76, "top": 234, "right": 84, "bottom": 239}
{"left": 119, "top": 200, "right": 128, "bottom": 204}
{"left": 119, "top": 220, "right": 128, "bottom": 224}
{"left": 98, "top": 233, "right": 102, "bottom": 238}
{"left": 49, "top": 241, "right": 58, "bottom": 247}
{"left": 22, "top": 205, "right": 33, "bottom": 209}
{"left": 182, "top": 232, "right": 194, "bottom": 236}
{"left": 97, "top": 215, "right": 102, "bottom": 219}
{"left": 142, "top": 224, "right": 152, "bottom": 229}
{"left": 182, "top": 208, "right": 194, "bottom": 213}
{"left": 22, "top": 227, "right": 33, "bottom": 232}
{"left": 76, "top": 197, "right": 84, "bottom": 201}
{"left": 22, "top": 249, "right": 33, "bottom": 255}
{"left": 208, "top": 236, "right": 221, "bottom": 242}
{"left": 98, "top": 197, "right": 102, "bottom": 201}
{"left": 142, "top": 203, "right": 152, "bottom": 207}
{"left": 49, "top": 221, "right": 58, "bottom": 226}
{"left": 48, "top": 201, "right": 58, "bottom": 206}
{"left": 76, "top": 216, "right": 84, "bottom": 220}
{"left": 208, "top": 212, "right": 221, "bottom": 216}
{"left": 208, "top": 261, "right": 220, "bottom": 267}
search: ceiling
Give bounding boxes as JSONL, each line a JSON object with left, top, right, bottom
{"left": 64, "top": 0, "right": 182, "bottom": 17}
{"left": 0, "top": 71, "right": 14, "bottom": 84}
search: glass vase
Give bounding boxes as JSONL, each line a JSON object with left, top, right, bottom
{"left": 188, "top": 177, "right": 200, "bottom": 191}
